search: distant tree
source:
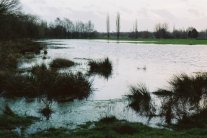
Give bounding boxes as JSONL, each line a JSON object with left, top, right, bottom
{"left": 134, "top": 19, "right": 138, "bottom": 39}
{"left": 154, "top": 23, "right": 169, "bottom": 39}
{"left": 187, "top": 27, "right": 198, "bottom": 39}
{"left": 106, "top": 14, "right": 110, "bottom": 39}
{"left": 116, "top": 12, "right": 120, "bottom": 40}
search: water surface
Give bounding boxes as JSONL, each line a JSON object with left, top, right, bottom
{"left": 3, "top": 39, "right": 207, "bottom": 133}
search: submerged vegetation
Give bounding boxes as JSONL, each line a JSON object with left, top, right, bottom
{"left": 88, "top": 57, "right": 112, "bottom": 79}
{"left": 2, "top": 65, "right": 92, "bottom": 101}
{"left": 39, "top": 101, "right": 54, "bottom": 120}
{"left": 127, "top": 84, "right": 156, "bottom": 116}
{"left": 50, "top": 58, "right": 75, "bottom": 69}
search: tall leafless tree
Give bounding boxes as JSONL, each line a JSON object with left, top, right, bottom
{"left": 0, "top": 0, "right": 20, "bottom": 15}
{"left": 106, "top": 14, "right": 110, "bottom": 39}
{"left": 116, "top": 12, "right": 120, "bottom": 40}
{"left": 134, "top": 19, "right": 138, "bottom": 39}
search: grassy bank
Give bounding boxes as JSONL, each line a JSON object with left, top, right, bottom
{"left": 30, "top": 116, "right": 207, "bottom": 138}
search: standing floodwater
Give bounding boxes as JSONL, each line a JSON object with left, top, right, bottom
{"left": 2, "top": 39, "right": 207, "bottom": 133}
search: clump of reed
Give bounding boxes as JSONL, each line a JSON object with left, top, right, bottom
{"left": 50, "top": 58, "right": 75, "bottom": 69}
{"left": 127, "top": 84, "right": 156, "bottom": 116}
{"left": 155, "top": 73, "right": 207, "bottom": 125}
{"left": 0, "top": 40, "right": 44, "bottom": 71}
{"left": 39, "top": 100, "right": 54, "bottom": 120}
{"left": 1, "top": 64, "right": 92, "bottom": 101}
{"left": 88, "top": 58, "right": 112, "bottom": 79}
{"left": 176, "top": 108, "right": 207, "bottom": 130}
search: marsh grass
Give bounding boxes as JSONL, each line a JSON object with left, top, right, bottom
{"left": 127, "top": 84, "right": 156, "bottom": 116}
{"left": 155, "top": 74, "right": 207, "bottom": 125}
{"left": 50, "top": 58, "right": 75, "bottom": 69}
{"left": 88, "top": 58, "right": 112, "bottom": 79}
{"left": 1, "top": 64, "right": 92, "bottom": 101}
{"left": 40, "top": 103, "right": 54, "bottom": 120}
{"left": 176, "top": 108, "right": 207, "bottom": 130}
{"left": 0, "top": 40, "right": 44, "bottom": 72}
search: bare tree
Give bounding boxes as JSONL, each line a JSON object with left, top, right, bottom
{"left": 155, "top": 23, "right": 169, "bottom": 38}
{"left": 116, "top": 12, "right": 120, "bottom": 40}
{"left": 106, "top": 14, "right": 110, "bottom": 39}
{"left": 135, "top": 19, "right": 138, "bottom": 39}
{"left": 0, "top": 0, "right": 20, "bottom": 15}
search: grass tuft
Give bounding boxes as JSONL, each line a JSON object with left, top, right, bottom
{"left": 127, "top": 84, "right": 156, "bottom": 116}
{"left": 88, "top": 58, "right": 112, "bottom": 79}
{"left": 50, "top": 58, "right": 75, "bottom": 69}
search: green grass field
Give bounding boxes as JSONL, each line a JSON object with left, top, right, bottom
{"left": 100, "top": 37, "right": 207, "bottom": 45}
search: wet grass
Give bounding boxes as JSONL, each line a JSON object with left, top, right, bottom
{"left": 30, "top": 116, "right": 207, "bottom": 138}
{"left": 127, "top": 84, "right": 156, "bottom": 116}
{"left": 88, "top": 57, "right": 112, "bottom": 79}
{"left": 50, "top": 58, "right": 75, "bottom": 69}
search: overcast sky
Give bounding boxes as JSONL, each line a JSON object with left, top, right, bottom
{"left": 20, "top": 0, "right": 207, "bottom": 32}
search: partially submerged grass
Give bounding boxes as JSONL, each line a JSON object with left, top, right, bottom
{"left": 0, "top": 40, "right": 44, "bottom": 70}
{"left": 39, "top": 104, "right": 54, "bottom": 120}
{"left": 155, "top": 73, "right": 207, "bottom": 125}
{"left": 50, "top": 58, "right": 75, "bottom": 69}
{"left": 88, "top": 58, "right": 112, "bottom": 79}
{"left": 127, "top": 84, "right": 156, "bottom": 116}
{"left": 0, "top": 40, "right": 91, "bottom": 102}
{"left": 1, "top": 64, "right": 92, "bottom": 101}
{"left": 175, "top": 108, "right": 207, "bottom": 130}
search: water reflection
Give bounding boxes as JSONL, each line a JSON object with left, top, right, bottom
{"left": 156, "top": 74, "right": 207, "bottom": 125}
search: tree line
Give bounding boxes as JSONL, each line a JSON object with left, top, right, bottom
{"left": 106, "top": 14, "right": 207, "bottom": 39}
{"left": 1, "top": 0, "right": 207, "bottom": 40}
{"left": 0, "top": 0, "right": 97, "bottom": 40}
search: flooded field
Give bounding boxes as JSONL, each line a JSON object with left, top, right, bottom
{"left": 1, "top": 39, "right": 207, "bottom": 133}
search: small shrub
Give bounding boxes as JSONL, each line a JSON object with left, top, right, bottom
{"left": 50, "top": 58, "right": 75, "bottom": 69}
{"left": 88, "top": 58, "right": 112, "bottom": 79}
